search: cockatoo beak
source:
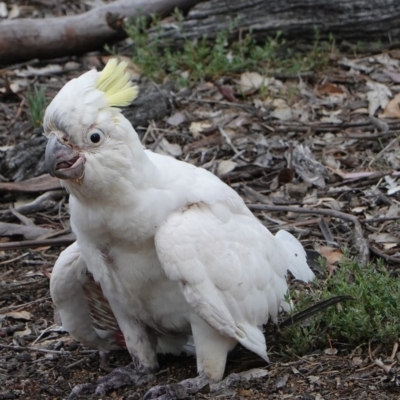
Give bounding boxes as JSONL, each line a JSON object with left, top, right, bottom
{"left": 45, "top": 134, "right": 85, "bottom": 181}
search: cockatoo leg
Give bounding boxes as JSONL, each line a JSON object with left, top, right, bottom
{"left": 69, "top": 322, "right": 159, "bottom": 398}
{"left": 144, "top": 315, "right": 237, "bottom": 400}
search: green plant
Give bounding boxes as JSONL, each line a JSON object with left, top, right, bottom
{"left": 278, "top": 257, "right": 400, "bottom": 356}
{"left": 26, "top": 86, "right": 47, "bottom": 128}
{"left": 124, "top": 15, "right": 336, "bottom": 84}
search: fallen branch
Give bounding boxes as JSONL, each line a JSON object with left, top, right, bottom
{"left": 369, "top": 245, "right": 400, "bottom": 265}
{"left": 248, "top": 204, "right": 370, "bottom": 265}
{"left": 0, "top": 0, "right": 202, "bottom": 64}
{"left": 0, "top": 174, "right": 61, "bottom": 194}
{"left": 0, "top": 343, "right": 97, "bottom": 355}
{"left": 0, "top": 191, "right": 65, "bottom": 220}
{"left": 0, "top": 233, "right": 75, "bottom": 251}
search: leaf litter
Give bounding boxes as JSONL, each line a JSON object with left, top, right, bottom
{"left": 1, "top": 7, "right": 400, "bottom": 400}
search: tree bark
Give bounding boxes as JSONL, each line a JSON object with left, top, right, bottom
{"left": 0, "top": 0, "right": 202, "bottom": 65}
{"left": 158, "top": 0, "right": 400, "bottom": 44}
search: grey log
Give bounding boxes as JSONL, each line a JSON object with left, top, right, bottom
{"left": 157, "top": 0, "right": 400, "bottom": 44}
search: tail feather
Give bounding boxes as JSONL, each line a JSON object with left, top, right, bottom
{"left": 236, "top": 324, "right": 270, "bottom": 363}
{"left": 275, "top": 230, "right": 315, "bottom": 282}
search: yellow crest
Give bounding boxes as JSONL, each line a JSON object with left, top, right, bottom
{"left": 96, "top": 58, "right": 138, "bottom": 107}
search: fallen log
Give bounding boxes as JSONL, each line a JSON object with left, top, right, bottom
{"left": 0, "top": 0, "right": 202, "bottom": 65}
{"left": 158, "top": 0, "right": 400, "bottom": 45}
{"left": 2, "top": 0, "right": 400, "bottom": 66}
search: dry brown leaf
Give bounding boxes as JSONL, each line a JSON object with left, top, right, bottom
{"left": 379, "top": 92, "right": 400, "bottom": 118}
{"left": 317, "top": 246, "right": 343, "bottom": 277}
{"left": 320, "top": 115, "right": 342, "bottom": 124}
{"left": 383, "top": 243, "right": 398, "bottom": 250}
{"left": 351, "top": 206, "right": 368, "bottom": 214}
{"left": 368, "top": 232, "right": 399, "bottom": 243}
{"left": 166, "top": 112, "right": 186, "bottom": 127}
{"left": 374, "top": 54, "right": 399, "bottom": 69}
{"left": 324, "top": 347, "right": 338, "bottom": 355}
{"left": 217, "top": 85, "right": 237, "bottom": 102}
{"left": 384, "top": 69, "right": 400, "bottom": 83}
{"left": 13, "top": 325, "right": 32, "bottom": 338}
{"left": 238, "top": 368, "right": 268, "bottom": 380}
{"left": 352, "top": 357, "right": 363, "bottom": 366}
{"left": 318, "top": 246, "right": 344, "bottom": 265}
{"left": 316, "top": 83, "right": 345, "bottom": 96}
{"left": 292, "top": 145, "right": 326, "bottom": 188}
{"left": 155, "top": 138, "right": 182, "bottom": 157}
{"left": 217, "top": 160, "right": 237, "bottom": 176}
{"left": 367, "top": 81, "right": 391, "bottom": 116}
{"left": 189, "top": 121, "right": 213, "bottom": 139}
{"left": 238, "top": 72, "right": 270, "bottom": 94}
{"left": 5, "top": 310, "right": 33, "bottom": 320}
{"left": 271, "top": 98, "right": 292, "bottom": 121}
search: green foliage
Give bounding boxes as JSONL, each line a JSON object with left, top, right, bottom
{"left": 124, "top": 14, "right": 335, "bottom": 84}
{"left": 26, "top": 85, "right": 47, "bottom": 128}
{"left": 279, "top": 258, "right": 400, "bottom": 356}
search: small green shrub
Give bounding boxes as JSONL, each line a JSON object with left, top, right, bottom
{"left": 280, "top": 258, "right": 400, "bottom": 355}
{"left": 124, "top": 14, "right": 335, "bottom": 84}
{"left": 26, "top": 86, "right": 47, "bottom": 128}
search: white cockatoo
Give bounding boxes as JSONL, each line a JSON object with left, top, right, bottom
{"left": 44, "top": 59, "right": 314, "bottom": 399}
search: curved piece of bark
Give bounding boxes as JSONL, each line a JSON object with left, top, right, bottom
{"left": 158, "top": 0, "right": 400, "bottom": 44}
{"left": 0, "top": 0, "right": 202, "bottom": 65}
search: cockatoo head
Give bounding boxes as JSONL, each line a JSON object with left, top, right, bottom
{"left": 44, "top": 59, "right": 140, "bottom": 193}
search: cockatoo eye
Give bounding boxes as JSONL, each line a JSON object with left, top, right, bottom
{"left": 87, "top": 129, "right": 104, "bottom": 145}
{"left": 90, "top": 133, "right": 101, "bottom": 143}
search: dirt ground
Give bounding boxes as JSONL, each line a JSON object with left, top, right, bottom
{"left": 2, "top": 1, "right": 400, "bottom": 400}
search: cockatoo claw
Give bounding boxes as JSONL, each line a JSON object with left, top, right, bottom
{"left": 68, "top": 383, "right": 97, "bottom": 399}
{"left": 68, "top": 362, "right": 155, "bottom": 398}
{"left": 143, "top": 374, "right": 210, "bottom": 400}
{"left": 143, "top": 373, "right": 245, "bottom": 400}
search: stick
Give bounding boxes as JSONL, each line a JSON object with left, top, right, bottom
{"left": 248, "top": 204, "right": 370, "bottom": 265}
{"left": 0, "top": 343, "right": 98, "bottom": 355}
{"left": 0, "top": 234, "right": 75, "bottom": 250}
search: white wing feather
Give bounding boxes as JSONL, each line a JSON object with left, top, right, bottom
{"left": 50, "top": 242, "right": 122, "bottom": 351}
{"left": 155, "top": 201, "right": 313, "bottom": 361}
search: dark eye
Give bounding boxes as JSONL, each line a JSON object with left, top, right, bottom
{"left": 90, "top": 133, "right": 101, "bottom": 143}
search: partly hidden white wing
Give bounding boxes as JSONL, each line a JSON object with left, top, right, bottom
{"left": 50, "top": 242, "right": 125, "bottom": 351}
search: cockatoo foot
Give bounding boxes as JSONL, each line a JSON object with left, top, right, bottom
{"left": 143, "top": 373, "right": 243, "bottom": 400}
{"left": 68, "top": 362, "right": 155, "bottom": 399}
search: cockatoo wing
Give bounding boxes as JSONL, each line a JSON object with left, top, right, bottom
{"left": 155, "top": 202, "right": 314, "bottom": 361}
{"left": 50, "top": 242, "right": 125, "bottom": 351}
{"left": 51, "top": 242, "right": 195, "bottom": 356}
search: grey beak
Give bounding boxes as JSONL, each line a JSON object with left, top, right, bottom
{"left": 45, "top": 133, "right": 84, "bottom": 179}
{"left": 45, "top": 135, "right": 78, "bottom": 177}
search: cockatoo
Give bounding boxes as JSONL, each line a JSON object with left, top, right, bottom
{"left": 44, "top": 59, "right": 314, "bottom": 399}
